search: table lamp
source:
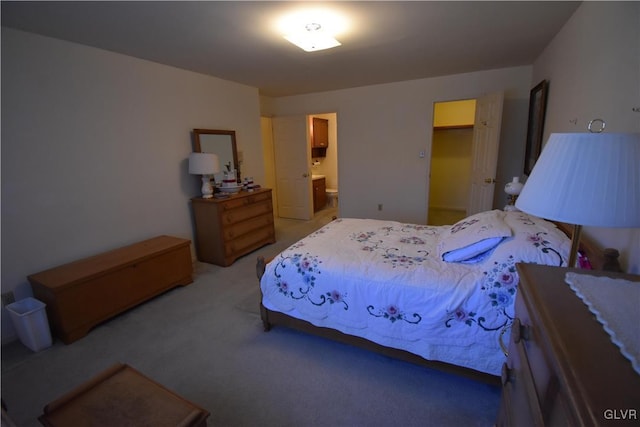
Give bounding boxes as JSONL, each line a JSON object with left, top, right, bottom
{"left": 504, "top": 177, "right": 524, "bottom": 211}
{"left": 188, "top": 152, "right": 220, "bottom": 199}
{"left": 516, "top": 131, "right": 640, "bottom": 267}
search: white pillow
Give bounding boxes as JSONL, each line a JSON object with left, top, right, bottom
{"left": 442, "top": 236, "right": 506, "bottom": 263}
{"left": 438, "top": 210, "right": 512, "bottom": 263}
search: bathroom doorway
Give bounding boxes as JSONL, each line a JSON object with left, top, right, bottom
{"left": 261, "top": 112, "right": 339, "bottom": 220}
{"left": 309, "top": 113, "right": 339, "bottom": 217}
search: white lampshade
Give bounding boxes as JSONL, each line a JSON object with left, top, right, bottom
{"left": 188, "top": 152, "right": 220, "bottom": 175}
{"left": 516, "top": 133, "right": 640, "bottom": 227}
{"left": 188, "top": 152, "right": 220, "bottom": 199}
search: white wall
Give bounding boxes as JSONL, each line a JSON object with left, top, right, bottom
{"left": 262, "top": 66, "right": 532, "bottom": 224}
{"left": 531, "top": 2, "right": 640, "bottom": 272}
{"left": 1, "top": 28, "right": 265, "bottom": 342}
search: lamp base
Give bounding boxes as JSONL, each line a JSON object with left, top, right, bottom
{"left": 200, "top": 176, "right": 213, "bottom": 199}
{"left": 568, "top": 224, "right": 582, "bottom": 268}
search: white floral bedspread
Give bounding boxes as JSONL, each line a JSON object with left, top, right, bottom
{"left": 260, "top": 211, "right": 571, "bottom": 375}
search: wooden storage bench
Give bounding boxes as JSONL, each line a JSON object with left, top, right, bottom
{"left": 29, "top": 236, "right": 193, "bottom": 344}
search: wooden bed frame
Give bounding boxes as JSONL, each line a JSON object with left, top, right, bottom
{"left": 255, "top": 220, "right": 618, "bottom": 385}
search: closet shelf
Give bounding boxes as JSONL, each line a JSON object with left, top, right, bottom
{"left": 433, "top": 124, "right": 474, "bottom": 130}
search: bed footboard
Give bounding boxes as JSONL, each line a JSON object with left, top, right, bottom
{"left": 256, "top": 256, "right": 274, "bottom": 332}
{"left": 254, "top": 255, "right": 500, "bottom": 385}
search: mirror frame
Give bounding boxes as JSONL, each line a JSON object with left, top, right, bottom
{"left": 193, "top": 128, "right": 239, "bottom": 181}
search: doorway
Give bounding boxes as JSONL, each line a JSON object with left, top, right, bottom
{"left": 428, "top": 99, "right": 476, "bottom": 225}
{"left": 310, "top": 113, "right": 338, "bottom": 216}
{"left": 427, "top": 92, "right": 504, "bottom": 225}
{"left": 261, "top": 113, "right": 339, "bottom": 221}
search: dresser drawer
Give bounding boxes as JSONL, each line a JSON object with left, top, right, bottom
{"left": 514, "top": 291, "right": 554, "bottom": 404}
{"left": 515, "top": 291, "right": 579, "bottom": 426}
{"left": 224, "top": 225, "right": 274, "bottom": 255}
{"left": 499, "top": 340, "right": 544, "bottom": 427}
{"left": 221, "top": 190, "right": 272, "bottom": 211}
{"left": 222, "top": 200, "right": 272, "bottom": 225}
{"left": 223, "top": 213, "right": 274, "bottom": 241}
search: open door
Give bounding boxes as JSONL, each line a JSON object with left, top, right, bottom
{"left": 467, "top": 91, "right": 504, "bottom": 215}
{"left": 272, "top": 116, "right": 313, "bottom": 220}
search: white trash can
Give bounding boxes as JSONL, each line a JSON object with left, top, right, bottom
{"left": 6, "top": 297, "right": 52, "bottom": 352}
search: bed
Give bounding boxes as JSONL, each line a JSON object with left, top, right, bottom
{"left": 256, "top": 210, "right": 606, "bottom": 381}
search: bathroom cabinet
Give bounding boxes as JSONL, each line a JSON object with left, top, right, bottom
{"left": 311, "top": 118, "right": 329, "bottom": 148}
{"left": 313, "top": 177, "right": 326, "bottom": 212}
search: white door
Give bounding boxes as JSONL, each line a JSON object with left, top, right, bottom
{"left": 467, "top": 92, "right": 504, "bottom": 215}
{"left": 272, "top": 116, "right": 313, "bottom": 220}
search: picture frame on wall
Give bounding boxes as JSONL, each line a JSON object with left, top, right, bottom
{"left": 524, "top": 80, "right": 549, "bottom": 175}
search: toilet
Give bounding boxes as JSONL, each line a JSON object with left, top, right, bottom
{"left": 326, "top": 188, "right": 338, "bottom": 208}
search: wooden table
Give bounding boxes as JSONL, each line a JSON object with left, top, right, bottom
{"left": 39, "top": 363, "right": 209, "bottom": 427}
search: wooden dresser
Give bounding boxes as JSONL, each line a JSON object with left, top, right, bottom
{"left": 191, "top": 188, "right": 275, "bottom": 267}
{"left": 497, "top": 264, "right": 640, "bottom": 426}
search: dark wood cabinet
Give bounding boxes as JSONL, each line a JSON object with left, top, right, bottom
{"left": 311, "top": 118, "right": 329, "bottom": 148}
{"left": 497, "top": 264, "right": 640, "bottom": 426}
{"left": 313, "top": 177, "right": 326, "bottom": 212}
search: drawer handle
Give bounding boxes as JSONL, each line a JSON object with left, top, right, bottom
{"left": 499, "top": 324, "right": 510, "bottom": 357}
{"left": 501, "top": 362, "right": 512, "bottom": 386}
{"left": 512, "top": 318, "right": 530, "bottom": 344}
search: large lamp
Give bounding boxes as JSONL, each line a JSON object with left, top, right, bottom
{"left": 515, "top": 132, "right": 640, "bottom": 267}
{"left": 504, "top": 177, "right": 524, "bottom": 211}
{"left": 188, "top": 152, "right": 220, "bottom": 199}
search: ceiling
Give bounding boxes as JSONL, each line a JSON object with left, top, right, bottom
{"left": 1, "top": 1, "right": 580, "bottom": 97}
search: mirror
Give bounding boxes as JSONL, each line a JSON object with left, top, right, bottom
{"left": 193, "top": 129, "right": 239, "bottom": 183}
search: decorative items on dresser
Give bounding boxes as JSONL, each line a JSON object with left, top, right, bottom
{"left": 497, "top": 264, "right": 640, "bottom": 426}
{"left": 28, "top": 236, "right": 193, "bottom": 344}
{"left": 191, "top": 188, "right": 275, "bottom": 267}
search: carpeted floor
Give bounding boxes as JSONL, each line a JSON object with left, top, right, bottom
{"left": 1, "top": 207, "right": 501, "bottom": 426}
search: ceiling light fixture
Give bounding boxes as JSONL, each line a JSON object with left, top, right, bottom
{"left": 278, "top": 9, "right": 346, "bottom": 52}
{"left": 284, "top": 22, "right": 341, "bottom": 52}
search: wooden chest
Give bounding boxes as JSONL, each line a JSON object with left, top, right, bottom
{"left": 497, "top": 264, "right": 640, "bottom": 426}
{"left": 29, "top": 236, "right": 193, "bottom": 344}
{"left": 191, "top": 188, "right": 275, "bottom": 266}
